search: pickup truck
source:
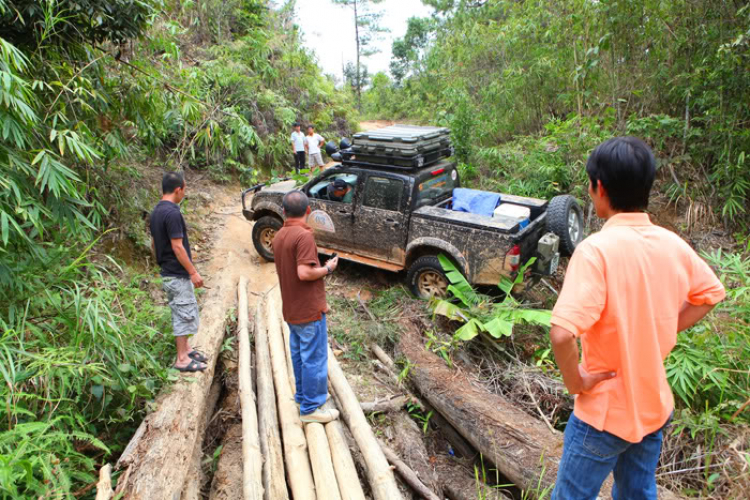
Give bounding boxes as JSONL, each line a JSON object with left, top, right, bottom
{"left": 241, "top": 159, "right": 583, "bottom": 298}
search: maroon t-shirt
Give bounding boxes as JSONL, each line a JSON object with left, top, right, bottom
{"left": 272, "top": 218, "right": 327, "bottom": 324}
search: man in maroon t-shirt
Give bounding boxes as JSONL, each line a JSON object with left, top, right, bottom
{"left": 272, "top": 190, "right": 340, "bottom": 423}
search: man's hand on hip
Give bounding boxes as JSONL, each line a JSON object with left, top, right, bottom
{"left": 191, "top": 271, "right": 204, "bottom": 289}
{"left": 578, "top": 365, "right": 616, "bottom": 394}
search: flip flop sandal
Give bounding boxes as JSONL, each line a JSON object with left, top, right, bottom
{"left": 174, "top": 359, "right": 207, "bottom": 372}
{"left": 188, "top": 350, "right": 208, "bottom": 363}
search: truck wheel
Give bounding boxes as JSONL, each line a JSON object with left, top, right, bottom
{"left": 407, "top": 256, "right": 449, "bottom": 300}
{"left": 252, "top": 216, "right": 282, "bottom": 262}
{"left": 548, "top": 195, "right": 584, "bottom": 256}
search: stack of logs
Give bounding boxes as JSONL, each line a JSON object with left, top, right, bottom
{"left": 238, "top": 280, "right": 405, "bottom": 500}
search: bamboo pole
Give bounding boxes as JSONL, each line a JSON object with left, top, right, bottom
{"left": 266, "top": 293, "right": 316, "bottom": 500}
{"left": 327, "top": 347, "right": 403, "bottom": 500}
{"left": 378, "top": 441, "right": 441, "bottom": 500}
{"left": 254, "top": 300, "right": 289, "bottom": 500}
{"left": 238, "top": 277, "right": 263, "bottom": 500}
{"left": 322, "top": 399, "right": 367, "bottom": 500}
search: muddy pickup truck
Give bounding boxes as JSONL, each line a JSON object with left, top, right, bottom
{"left": 241, "top": 159, "right": 583, "bottom": 298}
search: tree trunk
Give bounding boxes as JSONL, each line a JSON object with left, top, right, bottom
{"left": 254, "top": 300, "right": 289, "bottom": 500}
{"left": 114, "top": 273, "right": 236, "bottom": 499}
{"left": 354, "top": 0, "right": 362, "bottom": 112}
{"left": 397, "top": 325, "right": 560, "bottom": 495}
{"left": 238, "top": 277, "right": 263, "bottom": 500}
{"left": 327, "top": 347, "right": 403, "bottom": 500}
{"left": 321, "top": 400, "right": 367, "bottom": 500}
{"left": 266, "top": 293, "right": 317, "bottom": 500}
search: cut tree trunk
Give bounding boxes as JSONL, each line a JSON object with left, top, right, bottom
{"left": 397, "top": 325, "right": 561, "bottom": 495}
{"left": 238, "top": 277, "right": 263, "bottom": 500}
{"left": 254, "top": 301, "right": 289, "bottom": 500}
{"left": 266, "top": 293, "right": 316, "bottom": 500}
{"left": 208, "top": 424, "right": 244, "bottom": 499}
{"left": 398, "top": 325, "right": 685, "bottom": 500}
{"left": 388, "top": 411, "right": 442, "bottom": 497}
{"left": 321, "top": 400, "right": 367, "bottom": 500}
{"left": 305, "top": 422, "right": 343, "bottom": 500}
{"left": 115, "top": 273, "right": 236, "bottom": 499}
{"left": 327, "top": 347, "right": 403, "bottom": 500}
{"left": 182, "top": 375, "right": 222, "bottom": 500}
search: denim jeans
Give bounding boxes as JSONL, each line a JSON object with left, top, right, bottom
{"left": 287, "top": 314, "right": 328, "bottom": 415}
{"left": 552, "top": 412, "right": 670, "bottom": 500}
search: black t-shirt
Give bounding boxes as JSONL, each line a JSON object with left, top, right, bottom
{"left": 150, "top": 200, "right": 192, "bottom": 278}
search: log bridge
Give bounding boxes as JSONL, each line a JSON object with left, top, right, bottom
{"left": 97, "top": 278, "right": 407, "bottom": 500}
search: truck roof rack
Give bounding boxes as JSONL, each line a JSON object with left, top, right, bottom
{"left": 339, "top": 146, "right": 455, "bottom": 172}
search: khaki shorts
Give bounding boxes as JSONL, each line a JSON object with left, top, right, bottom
{"left": 308, "top": 152, "right": 324, "bottom": 167}
{"left": 162, "top": 277, "right": 200, "bottom": 337}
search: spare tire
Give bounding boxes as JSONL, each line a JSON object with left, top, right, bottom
{"left": 548, "top": 195, "right": 584, "bottom": 256}
{"left": 325, "top": 141, "right": 339, "bottom": 156}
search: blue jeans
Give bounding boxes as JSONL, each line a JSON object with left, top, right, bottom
{"left": 552, "top": 412, "right": 670, "bottom": 500}
{"left": 287, "top": 314, "right": 328, "bottom": 415}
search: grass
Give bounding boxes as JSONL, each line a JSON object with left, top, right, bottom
{"left": 0, "top": 250, "right": 175, "bottom": 496}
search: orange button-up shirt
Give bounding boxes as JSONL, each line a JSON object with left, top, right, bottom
{"left": 551, "top": 213, "right": 725, "bottom": 442}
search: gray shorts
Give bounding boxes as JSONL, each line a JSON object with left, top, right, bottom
{"left": 308, "top": 152, "right": 324, "bottom": 167}
{"left": 162, "top": 277, "right": 200, "bottom": 337}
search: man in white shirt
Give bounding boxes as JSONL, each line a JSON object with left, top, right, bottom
{"left": 304, "top": 125, "right": 325, "bottom": 173}
{"left": 290, "top": 123, "right": 306, "bottom": 174}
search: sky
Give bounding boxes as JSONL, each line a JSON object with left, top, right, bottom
{"left": 293, "top": 0, "right": 434, "bottom": 82}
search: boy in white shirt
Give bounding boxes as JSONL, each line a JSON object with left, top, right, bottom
{"left": 304, "top": 125, "right": 325, "bottom": 173}
{"left": 290, "top": 123, "right": 306, "bottom": 173}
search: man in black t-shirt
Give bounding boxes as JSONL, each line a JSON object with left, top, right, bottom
{"left": 150, "top": 172, "right": 208, "bottom": 372}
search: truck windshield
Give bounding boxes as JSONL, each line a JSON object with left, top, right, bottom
{"left": 416, "top": 170, "right": 456, "bottom": 207}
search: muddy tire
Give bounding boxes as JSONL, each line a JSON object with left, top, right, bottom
{"left": 548, "top": 195, "right": 584, "bottom": 256}
{"left": 252, "top": 216, "right": 282, "bottom": 262}
{"left": 407, "top": 256, "right": 449, "bottom": 300}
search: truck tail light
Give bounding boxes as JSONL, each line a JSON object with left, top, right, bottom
{"left": 506, "top": 244, "right": 521, "bottom": 272}
{"left": 430, "top": 168, "right": 444, "bottom": 176}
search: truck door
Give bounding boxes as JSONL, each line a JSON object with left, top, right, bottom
{"left": 304, "top": 172, "right": 361, "bottom": 251}
{"left": 354, "top": 174, "right": 410, "bottom": 264}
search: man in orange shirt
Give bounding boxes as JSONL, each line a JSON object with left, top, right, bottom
{"left": 550, "top": 137, "right": 725, "bottom": 499}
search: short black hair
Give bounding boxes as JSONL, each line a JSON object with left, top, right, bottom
{"left": 307, "top": 124, "right": 314, "bottom": 130}
{"left": 586, "top": 137, "right": 656, "bottom": 212}
{"left": 282, "top": 190, "right": 309, "bottom": 218}
{"left": 162, "top": 171, "right": 185, "bottom": 194}
{"left": 293, "top": 122, "right": 300, "bottom": 128}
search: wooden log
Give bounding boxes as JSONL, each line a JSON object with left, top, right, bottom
{"left": 238, "top": 276, "right": 263, "bottom": 500}
{"left": 95, "top": 464, "right": 113, "bottom": 500}
{"left": 115, "top": 272, "right": 236, "bottom": 499}
{"left": 361, "top": 395, "right": 409, "bottom": 413}
{"left": 378, "top": 441, "right": 441, "bottom": 500}
{"left": 277, "top": 291, "right": 297, "bottom": 390}
{"left": 182, "top": 375, "right": 222, "bottom": 500}
{"left": 254, "top": 301, "right": 289, "bottom": 500}
{"left": 369, "top": 343, "right": 476, "bottom": 459}
{"left": 389, "top": 411, "right": 442, "bottom": 497}
{"left": 305, "top": 422, "right": 343, "bottom": 500}
{"left": 208, "top": 424, "right": 244, "bottom": 499}
{"left": 397, "top": 325, "right": 560, "bottom": 495}
{"left": 327, "top": 347, "right": 403, "bottom": 500}
{"left": 266, "top": 293, "right": 316, "bottom": 500}
{"left": 321, "top": 400, "right": 367, "bottom": 500}
{"left": 370, "top": 344, "right": 395, "bottom": 373}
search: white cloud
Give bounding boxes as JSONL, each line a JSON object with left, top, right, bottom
{"left": 294, "top": 0, "right": 433, "bottom": 81}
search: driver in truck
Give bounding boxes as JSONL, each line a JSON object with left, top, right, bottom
{"left": 327, "top": 179, "right": 353, "bottom": 203}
